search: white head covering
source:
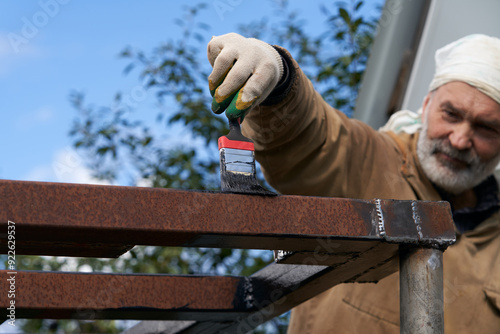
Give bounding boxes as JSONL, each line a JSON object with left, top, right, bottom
{"left": 380, "top": 34, "right": 500, "bottom": 134}
{"left": 429, "top": 34, "right": 500, "bottom": 105}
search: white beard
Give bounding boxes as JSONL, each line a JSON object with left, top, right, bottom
{"left": 417, "top": 119, "right": 500, "bottom": 195}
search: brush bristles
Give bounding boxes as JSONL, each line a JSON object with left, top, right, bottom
{"left": 219, "top": 148, "right": 276, "bottom": 196}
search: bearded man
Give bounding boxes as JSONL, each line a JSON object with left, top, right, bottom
{"left": 207, "top": 33, "right": 500, "bottom": 333}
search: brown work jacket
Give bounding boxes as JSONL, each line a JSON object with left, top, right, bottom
{"left": 242, "top": 48, "right": 500, "bottom": 333}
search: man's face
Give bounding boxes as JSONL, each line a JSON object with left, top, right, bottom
{"left": 418, "top": 81, "right": 500, "bottom": 194}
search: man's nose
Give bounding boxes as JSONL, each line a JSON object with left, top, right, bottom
{"left": 449, "top": 123, "right": 473, "bottom": 150}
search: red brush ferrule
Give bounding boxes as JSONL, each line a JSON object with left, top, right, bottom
{"left": 218, "top": 136, "right": 254, "bottom": 151}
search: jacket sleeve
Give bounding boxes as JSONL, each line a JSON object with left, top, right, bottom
{"left": 241, "top": 47, "right": 407, "bottom": 200}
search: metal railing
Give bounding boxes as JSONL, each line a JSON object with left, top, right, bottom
{"left": 0, "top": 180, "right": 455, "bottom": 333}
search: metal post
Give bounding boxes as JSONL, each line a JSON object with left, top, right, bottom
{"left": 400, "top": 247, "right": 444, "bottom": 334}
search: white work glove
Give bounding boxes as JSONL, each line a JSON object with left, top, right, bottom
{"left": 207, "top": 33, "right": 284, "bottom": 121}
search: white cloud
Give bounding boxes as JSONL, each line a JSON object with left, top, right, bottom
{"left": 15, "top": 106, "right": 55, "bottom": 131}
{"left": 23, "top": 164, "right": 54, "bottom": 181}
{"left": 0, "top": 31, "right": 44, "bottom": 75}
{"left": 35, "top": 106, "right": 54, "bottom": 121}
{"left": 135, "top": 176, "right": 153, "bottom": 187}
{"left": 24, "top": 147, "right": 110, "bottom": 185}
{"left": 51, "top": 148, "right": 110, "bottom": 185}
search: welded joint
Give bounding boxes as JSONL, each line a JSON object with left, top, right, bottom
{"left": 375, "top": 199, "right": 386, "bottom": 237}
{"left": 243, "top": 277, "right": 255, "bottom": 309}
{"left": 274, "top": 250, "right": 293, "bottom": 263}
{"left": 411, "top": 201, "right": 424, "bottom": 240}
{"left": 410, "top": 201, "right": 456, "bottom": 250}
{"left": 374, "top": 199, "right": 455, "bottom": 250}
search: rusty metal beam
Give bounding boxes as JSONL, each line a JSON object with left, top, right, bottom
{"left": 0, "top": 270, "right": 248, "bottom": 321}
{"left": 0, "top": 241, "right": 397, "bottom": 328}
{"left": 0, "top": 180, "right": 455, "bottom": 258}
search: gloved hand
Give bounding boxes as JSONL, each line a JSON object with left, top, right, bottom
{"left": 207, "top": 33, "right": 284, "bottom": 121}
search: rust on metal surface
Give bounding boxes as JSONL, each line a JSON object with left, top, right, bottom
{"left": 0, "top": 270, "right": 247, "bottom": 321}
{"left": 0, "top": 180, "right": 455, "bottom": 257}
{"left": 0, "top": 241, "right": 399, "bottom": 324}
{"left": 9, "top": 239, "right": 134, "bottom": 258}
{"left": 0, "top": 180, "right": 456, "bottom": 333}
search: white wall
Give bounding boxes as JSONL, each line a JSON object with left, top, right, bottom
{"left": 402, "top": 0, "right": 500, "bottom": 111}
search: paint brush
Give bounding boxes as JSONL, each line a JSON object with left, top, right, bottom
{"left": 218, "top": 118, "right": 276, "bottom": 196}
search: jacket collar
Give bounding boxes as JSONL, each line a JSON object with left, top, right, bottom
{"left": 436, "top": 175, "right": 500, "bottom": 233}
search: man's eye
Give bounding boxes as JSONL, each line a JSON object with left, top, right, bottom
{"left": 442, "top": 109, "right": 460, "bottom": 121}
{"left": 477, "top": 124, "right": 499, "bottom": 136}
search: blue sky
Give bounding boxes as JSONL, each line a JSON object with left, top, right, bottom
{"left": 0, "top": 0, "right": 382, "bottom": 186}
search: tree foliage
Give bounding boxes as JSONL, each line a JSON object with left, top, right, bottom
{"left": 14, "top": 1, "right": 381, "bottom": 333}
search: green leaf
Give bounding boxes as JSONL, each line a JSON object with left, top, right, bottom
{"left": 97, "top": 147, "right": 110, "bottom": 155}
{"left": 338, "top": 7, "right": 351, "bottom": 25}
